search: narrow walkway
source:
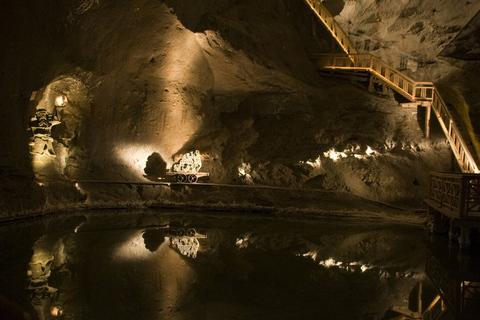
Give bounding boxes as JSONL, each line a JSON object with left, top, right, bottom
{"left": 303, "top": 0, "right": 479, "bottom": 174}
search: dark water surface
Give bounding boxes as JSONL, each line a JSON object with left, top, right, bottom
{"left": 0, "top": 209, "right": 449, "bottom": 319}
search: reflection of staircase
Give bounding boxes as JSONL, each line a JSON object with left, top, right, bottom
{"left": 303, "top": 0, "right": 479, "bottom": 174}
{"left": 463, "top": 281, "right": 480, "bottom": 319}
{"left": 390, "top": 282, "right": 450, "bottom": 320}
{"left": 426, "top": 247, "right": 480, "bottom": 319}
{"left": 422, "top": 295, "right": 448, "bottom": 320}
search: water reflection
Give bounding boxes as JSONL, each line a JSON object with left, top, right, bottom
{"left": 1, "top": 210, "right": 478, "bottom": 319}
{"left": 165, "top": 227, "right": 207, "bottom": 259}
{"left": 142, "top": 229, "right": 165, "bottom": 252}
{"left": 424, "top": 235, "right": 480, "bottom": 320}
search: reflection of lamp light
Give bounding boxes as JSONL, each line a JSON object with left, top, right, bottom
{"left": 54, "top": 95, "right": 67, "bottom": 107}
{"left": 51, "top": 305, "right": 63, "bottom": 317}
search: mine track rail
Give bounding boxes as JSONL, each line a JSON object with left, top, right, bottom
{"left": 303, "top": 0, "right": 479, "bottom": 174}
{"left": 74, "top": 180, "right": 408, "bottom": 212}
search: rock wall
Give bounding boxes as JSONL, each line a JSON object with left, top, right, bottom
{"left": 330, "top": 0, "right": 480, "bottom": 160}
{"left": 0, "top": 0, "right": 455, "bottom": 215}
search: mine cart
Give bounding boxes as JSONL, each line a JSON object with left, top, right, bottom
{"left": 168, "top": 227, "right": 207, "bottom": 259}
{"left": 166, "top": 150, "right": 209, "bottom": 183}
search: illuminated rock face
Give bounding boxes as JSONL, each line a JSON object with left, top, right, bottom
{"left": 3, "top": 0, "right": 478, "bottom": 213}
{"left": 331, "top": 0, "right": 480, "bottom": 157}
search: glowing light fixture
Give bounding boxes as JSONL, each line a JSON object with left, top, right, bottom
{"left": 54, "top": 95, "right": 67, "bottom": 107}
{"left": 50, "top": 306, "right": 63, "bottom": 317}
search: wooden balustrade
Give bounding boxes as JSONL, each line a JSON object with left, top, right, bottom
{"left": 309, "top": 53, "right": 479, "bottom": 173}
{"left": 304, "top": 1, "right": 479, "bottom": 173}
{"left": 429, "top": 89, "right": 479, "bottom": 173}
{"left": 304, "top": 0, "right": 358, "bottom": 56}
{"left": 422, "top": 295, "right": 445, "bottom": 320}
{"left": 428, "top": 172, "right": 480, "bottom": 218}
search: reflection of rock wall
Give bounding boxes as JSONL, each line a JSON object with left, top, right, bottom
{"left": 27, "top": 235, "right": 74, "bottom": 320}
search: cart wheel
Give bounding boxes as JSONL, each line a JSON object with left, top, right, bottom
{"left": 186, "top": 228, "right": 196, "bottom": 237}
{"left": 176, "top": 228, "right": 185, "bottom": 237}
{"left": 187, "top": 174, "right": 198, "bottom": 183}
{"left": 177, "top": 174, "right": 186, "bottom": 183}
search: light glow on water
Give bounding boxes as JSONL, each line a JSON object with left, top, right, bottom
{"left": 112, "top": 231, "right": 168, "bottom": 261}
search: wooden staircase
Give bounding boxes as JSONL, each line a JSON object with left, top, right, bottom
{"left": 302, "top": 0, "right": 479, "bottom": 174}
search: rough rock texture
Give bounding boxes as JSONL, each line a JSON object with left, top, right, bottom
{"left": 0, "top": 0, "right": 459, "bottom": 216}
{"left": 332, "top": 0, "right": 480, "bottom": 161}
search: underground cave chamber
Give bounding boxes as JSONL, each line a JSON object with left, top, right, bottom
{"left": 2, "top": 0, "right": 480, "bottom": 319}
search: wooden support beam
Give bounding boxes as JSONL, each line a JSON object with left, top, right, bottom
{"left": 368, "top": 75, "right": 375, "bottom": 92}
{"left": 401, "top": 103, "right": 418, "bottom": 108}
{"left": 382, "top": 83, "right": 388, "bottom": 94}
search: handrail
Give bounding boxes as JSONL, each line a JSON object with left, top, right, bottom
{"left": 423, "top": 295, "right": 445, "bottom": 320}
{"left": 303, "top": 0, "right": 359, "bottom": 57}
{"left": 429, "top": 171, "right": 480, "bottom": 217}
{"left": 309, "top": 53, "right": 433, "bottom": 101}
{"left": 430, "top": 92, "right": 479, "bottom": 173}
{"left": 309, "top": 53, "right": 479, "bottom": 174}
{"left": 304, "top": 2, "right": 479, "bottom": 173}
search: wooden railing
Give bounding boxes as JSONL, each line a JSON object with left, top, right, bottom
{"left": 304, "top": 1, "right": 479, "bottom": 173}
{"left": 422, "top": 295, "right": 446, "bottom": 320}
{"left": 430, "top": 93, "right": 479, "bottom": 173}
{"left": 303, "top": 0, "right": 358, "bottom": 56}
{"left": 309, "top": 53, "right": 479, "bottom": 174}
{"left": 426, "top": 251, "right": 459, "bottom": 317}
{"left": 429, "top": 172, "right": 480, "bottom": 218}
{"left": 309, "top": 54, "right": 434, "bottom": 101}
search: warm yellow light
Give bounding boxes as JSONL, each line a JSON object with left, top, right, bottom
{"left": 299, "top": 156, "right": 322, "bottom": 168}
{"left": 114, "top": 143, "right": 172, "bottom": 178}
{"left": 50, "top": 306, "right": 63, "bottom": 317}
{"left": 54, "top": 95, "right": 67, "bottom": 107}
{"left": 365, "top": 146, "right": 375, "bottom": 156}
{"left": 237, "top": 162, "right": 253, "bottom": 183}
{"left": 112, "top": 232, "right": 169, "bottom": 261}
{"left": 324, "top": 148, "right": 347, "bottom": 162}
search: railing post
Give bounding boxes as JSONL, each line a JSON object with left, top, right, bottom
{"left": 425, "top": 103, "right": 431, "bottom": 138}
{"left": 305, "top": 2, "right": 478, "bottom": 174}
{"left": 460, "top": 175, "right": 467, "bottom": 217}
{"left": 440, "top": 176, "right": 445, "bottom": 208}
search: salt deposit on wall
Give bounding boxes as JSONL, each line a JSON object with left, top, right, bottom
{"left": 331, "top": 0, "right": 480, "bottom": 157}
{"left": 0, "top": 0, "right": 463, "bottom": 214}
